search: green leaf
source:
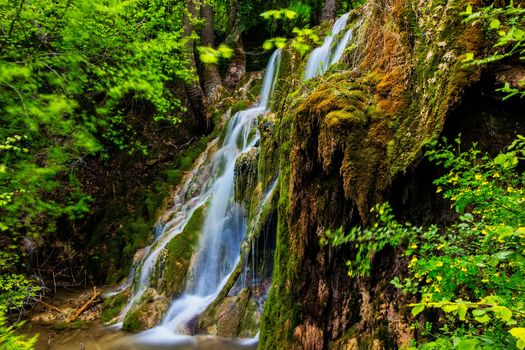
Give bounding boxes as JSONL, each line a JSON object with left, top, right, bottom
{"left": 458, "top": 304, "right": 468, "bottom": 321}
{"left": 494, "top": 250, "right": 514, "bottom": 260}
{"left": 217, "top": 44, "right": 234, "bottom": 59}
{"left": 263, "top": 40, "right": 274, "bottom": 51}
{"left": 490, "top": 19, "right": 501, "bottom": 29}
{"left": 474, "top": 314, "right": 491, "bottom": 323}
{"left": 510, "top": 328, "right": 525, "bottom": 350}
{"left": 411, "top": 304, "right": 425, "bottom": 317}
{"left": 456, "top": 338, "right": 479, "bottom": 350}
{"left": 443, "top": 304, "right": 459, "bottom": 313}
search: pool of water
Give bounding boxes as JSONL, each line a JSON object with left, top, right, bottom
{"left": 24, "top": 320, "right": 257, "bottom": 350}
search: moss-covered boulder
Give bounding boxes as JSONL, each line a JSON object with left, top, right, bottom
{"left": 122, "top": 205, "right": 205, "bottom": 331}
{"left": 258, "top": 0, "right": 486, "bottom": 349}
{"left": 198, "top": 288, "right": 260, "bottom": 338}
{"left": 122, "top": 288, "right": 170, "bottom": 331}
{"left": 153, "top": 205, "right": 205, "bottom": 297}
{"left": 101, "top": 290, "right": 130, "bottom": 323}
{"left": 234, "top": 147, "right": 259, "bottom": 208}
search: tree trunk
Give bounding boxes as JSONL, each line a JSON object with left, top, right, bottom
{"left": 224, "top": 33, "right": 246, "bottom": 89}
{"left": 201, "top": 3, "right": 222, "bottom": 101}
{"left": 223, "top": 0, "right": 246, "bottom": 89}
{"left": 183, "top": 0, "right": 211, "bottom": 133}
{"left": 320, "top": 0, "right": 340, "bottom": 22}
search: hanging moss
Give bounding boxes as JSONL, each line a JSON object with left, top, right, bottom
{"left": 259, "top": 0, "right": 486, "bottom": 348}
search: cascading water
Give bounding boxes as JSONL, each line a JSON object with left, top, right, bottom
{"left": 110, "top": 11, "right": 355, "bottom": 347}
{"left": 114, "top": 49, "right": 282, "bottom": 344}
{"left": 303, "top": 12, "right": 352, "bottom": 80}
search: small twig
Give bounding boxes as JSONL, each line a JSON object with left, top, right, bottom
{"left": 38, "top": 300, "right": 66, "bottom": 315}
{"left": 66, "top": 287, "right": 100, "bottom": 323}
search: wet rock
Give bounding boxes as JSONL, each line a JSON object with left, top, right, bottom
{"left": 122, "top": 288, "right": 170, "bottom": 331}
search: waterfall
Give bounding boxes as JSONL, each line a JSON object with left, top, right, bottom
{"left": 111, "top": 11, "right": 355, "bottom": 346}
{"left": 114, "top": 49, "right": 281, "bottom": 343}
{"left": 303, "top": 12, "right": 352, "bottom": 80}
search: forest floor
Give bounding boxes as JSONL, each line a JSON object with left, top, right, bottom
{"left": 21, "top": 286, "right": 126, "bottom": 350}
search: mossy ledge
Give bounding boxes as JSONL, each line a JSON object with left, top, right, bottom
{"left": 258, "top": 0, "right": 487, "bottom": 348}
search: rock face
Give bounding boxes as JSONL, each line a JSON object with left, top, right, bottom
{"left": 256, "top": 0, "right": 487, "bottom": 348}
{"left": 122, "top": 288, "right": 170, "bottom": 330}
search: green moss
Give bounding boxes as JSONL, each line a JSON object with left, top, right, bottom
{"left": 122, "top": 308, "right": 142, "bottom": 331}
{"left": 178, "top": 156, "right": 194, "bottom": 171}
{"left": 102, "top": 291, "right": 129, "bottom": 323}
{"left": 231, "top": 100, "right": 251, "bottom": 114}
{"left": 155, "top": 205, "right": 205, "bottom": 296}
{"left": 257, "top": 1, "right": 486, "bottom": 348}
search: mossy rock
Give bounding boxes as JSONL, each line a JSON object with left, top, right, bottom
{"left": 234, "top": 147, "right": 259, "bottom": 207}
{"left": 122, "top": 288, "right": 170, "bottom": 331}
{"left": 154, "top": 205, "right": 205, "bottom": 297}
{"left": 102, "top": 291, "right": 130, "bottom": 323}
{"left": 198, "top": 288, "right": 260, "bottom": 338}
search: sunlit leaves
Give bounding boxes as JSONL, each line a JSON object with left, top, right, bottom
{"left": 462, "top": 2, "right": 525, "bottom": 99}
{"left": 510, "top": 328, "right": 525, "bottom": 349}
{"left": 262, "top": 37, "right": 287, "bottom": 51}
{"left": 330, "top": 136, "right": 525, "bottom": 348}
{"left": 260, "top": 9, "right": 298, "bottom": 21}
{"left": 198, "top": 44, "right": 234, "bottom": 64}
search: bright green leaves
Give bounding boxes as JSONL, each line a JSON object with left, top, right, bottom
{"left": 472, "top": 309, "right": 490, "bottom": 324}
{"left": 0, "top": 313, "right": 37, "bottom": 349}
{"left": 462, "top": 52, "right": 475, "bottom": 63}
{"left": 494, "top": 152, "right": 519, "bottom": 169}
{"left": 411, "top": 299, "right": 517, "bottom": 326}
{"left": 260, "top": 9, "right": 298, "bottom": 21}
{"left": 263, "top": 37, "right": 288, "bottom": 51}
{"left": 326, "top": 137, "right": 525, "bottom": 348}
{"left": 198, "top": 44, "right": 233, "bottom": 64}
{"left": 461, "top": 4, "right": 473, "bottom": 16}
{"left": 510, "top": 328, "right": 525, "bottom": 349}
{"left": 324, "top": 203, "right": 421, "bottom": 277}
{"left": 412, "top": 304, "right": 425, "bottom": 317}
{"left": 490, "top": 19, "right": 501, "bottom": 29}
{"left": 402, "top": 137, "right": 525, "bottom": 347}
{"left": 462, "top": 2, "right": 525, "bottom": 99}
{"left": 260, "top": 6, "right": 320, "bottom": 56}
{"left": 0, "top": 0, "right": 191, "bottom": 339}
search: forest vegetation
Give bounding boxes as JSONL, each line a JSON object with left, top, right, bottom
{"left": 1, "top": 0, "right": 525, "bottom": 349}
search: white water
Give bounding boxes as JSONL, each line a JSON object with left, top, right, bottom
{"left": 114, "top": 11, "right": 356, "bottom": 345}
{"left": 303, "top": 12, "right": 351, "bottom": 80}
{"left": 114, "top": 49, "right": 281, "bottom": 344}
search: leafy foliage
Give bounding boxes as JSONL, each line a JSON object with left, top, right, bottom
{"left": 0, "top": 0, "right": 193, "bottom": 344}
{"left": 462, "top": 2, "right": 525, "bottom": 99}
{"left": 0, "top": 313, "right": 36, "bottom": 350}
{"left": 326, "top": 136, "right": 525, "bottom": 349}
{"left": 261, "top": 8, "right": 321, "bottom": 55}
{"left": 198, "top": 44, "right": 234, "bottom": 64}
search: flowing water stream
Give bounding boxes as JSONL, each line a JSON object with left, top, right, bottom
{"left": 303, "top": 12, "right": 352, "bottom": 80}
{"left": 111, "top": 50, "right": 282, "bottom": 346}
{"left": 106, "top": 12, "right": 354, "bottom": 348}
